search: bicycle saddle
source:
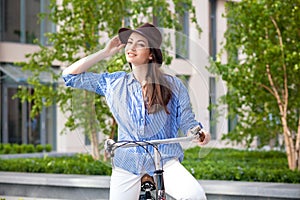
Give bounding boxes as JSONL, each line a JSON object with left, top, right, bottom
{"left": 141, "top": 173, "right": 156, "bottom": 191}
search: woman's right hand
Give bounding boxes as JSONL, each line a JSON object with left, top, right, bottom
{"left": 104, "top": 36, "right": 125, "bottom": 57}
{"left": 63, "top": 36, "right": 125, "bottom": 75}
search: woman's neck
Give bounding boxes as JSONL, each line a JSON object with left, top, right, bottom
{"left": 131, "top": 64, "right": 148, "bottom": 84}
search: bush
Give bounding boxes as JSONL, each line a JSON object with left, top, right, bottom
{"left": 44, "top": 144, "right": 52, "bottom": 152}
{"left": 0, "top": 143, "right": 53, "bottom": 154}
{"left": 12, "top": 144, "right": 22, "bottom": 154}
{"left": 2, "top": 144, "right": 11, "bottom": 154}
{"left": 36, "top": 144, "right": 44, "bottom": 152}
{"left": 25, "top": 144, "right": 35, "bottom": 153}
{"left": 0, "top": 154, "right": 112, "bottom": 175}
{"left": 0, "top": 148, "right": 299, "bottom": 183}
{"left": 182, "top": 147, "right": 300, "bottom": 183}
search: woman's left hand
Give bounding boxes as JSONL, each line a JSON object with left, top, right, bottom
{"left": 188, "top": 126, "right": 211, "bottom": 146}
{"left": 197, "top": 129, "right": 211, "bottom": 146}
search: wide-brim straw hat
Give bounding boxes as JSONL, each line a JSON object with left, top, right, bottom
{"left": 118, "top": 23, "right": 163, "bottom": 65}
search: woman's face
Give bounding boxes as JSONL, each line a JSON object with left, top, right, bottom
{"left": 125, "top": 32, "right": 152, "bottom": 66}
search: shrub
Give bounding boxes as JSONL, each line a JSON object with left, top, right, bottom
{"left": 36, "top": 144, "right": 44, "bottom": 152}
{"left": 20, "top": 144, "right": 29, "bottom": 153}
{"left": 25, "top": 144, "right": 35, "bottom": 153}
{"left": 3, "top": 144, "right": 11, "bottom": 154}
{"left": 0, "top": 148, "right": 299, "bottom": 183}
{"left": 0, "top": 143, "right": 53, "bottom": 154}
{"left": 44, "top": 144, "right": 52, "bottom": 152}
{"left": 0, "top": 154, "right": 112, "bottom": 176}
{"left": 12, "top": 144, "right": 22, "bottom": 154}
{"left": 182, "top": 147, "right": 300, "bottom": 183}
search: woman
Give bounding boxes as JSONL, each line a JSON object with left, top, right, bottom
{"left": 63, "top": 23, "right": 210, "bottom": 200}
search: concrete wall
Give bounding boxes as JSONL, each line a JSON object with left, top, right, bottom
{"left": 1, "top": 172, "right": 299, "bottom": 200}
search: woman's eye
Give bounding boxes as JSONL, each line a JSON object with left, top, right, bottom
{"left": 137, "top": 43, "right": 145, "bottom": 47}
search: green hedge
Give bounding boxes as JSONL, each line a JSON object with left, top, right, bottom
{"left": 0, "top": 143, "right": 52, "bottom": 154}
{"left": 0, "top": 148, "right": 299, "bottom": 183}
{"left": 0, "top": 154, "right": 111, "bottom": 175}
{"left": 182, "top": 147, "right": 300, "bottom": 183}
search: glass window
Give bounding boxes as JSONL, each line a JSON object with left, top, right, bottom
{"left": 0, "top": 0, "right": 52, "bottom": 44}
{"left": 175, "top": 4, "right": 189, "bottom": 59}
{"left": 25, "top": 0, "right": 41, "bottom": 43}
{"left": 209, "top": 77, "right": 216, "bottom": 139}
{"left": 0, "top": 69, "right": 56, "bottom": 147}
{"left": 0, "top": 0, "right": 21, "bottom": 42}
{"left": 209, "top": 0, "right": 217, "bottom": 60}
{"left": 7, "top": 87, "right": 22, "bottom": 143}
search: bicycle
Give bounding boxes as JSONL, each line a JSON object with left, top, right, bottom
{"left": 104, "top": 126, "right": 204, "bottom": 200}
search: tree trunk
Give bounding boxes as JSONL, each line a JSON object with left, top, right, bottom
{"left": 296, "top": 117, "right": 300, "bottom": 170}
{"left": 281, "top": 113, "right": 300, "bottom": 170}
{"left": 268, "top": 16, "right": 299, "bottom": 171}
{"left": 91, "top": 130, "right": 100, "bottom": 160}
{"left": 87, "top": 91, "right": 100, "bottom": 160}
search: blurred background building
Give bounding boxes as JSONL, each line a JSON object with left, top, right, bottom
{"left": 0, "top": 0, "right": 230, "bottom": 152}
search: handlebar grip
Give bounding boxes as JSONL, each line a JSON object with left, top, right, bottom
{"left": 190, "top": 126, "right": 206, "bottom": 142}
{"left": 190, "top": 126, "right": 201, "bottom": 135}
{"left": 104, "top": 139, "right": 115, "bottom": 156}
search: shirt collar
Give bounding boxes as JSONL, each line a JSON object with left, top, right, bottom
{"left": 127, "top": 72, "right": 138, "bottom": 85}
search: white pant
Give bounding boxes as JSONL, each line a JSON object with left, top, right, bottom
{"left": 109, "top": 159, "right": 207, "bottom": 200}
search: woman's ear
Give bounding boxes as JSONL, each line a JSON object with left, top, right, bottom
{"left": 149, "top": 54, "right": 153, "bottom": 60}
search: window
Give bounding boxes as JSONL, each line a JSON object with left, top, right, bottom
{"left": 175, "top": 4, "right": 189, "bottom": 59}
{"left": 209, "top": 0, "right": 217, "bottom": 60}
{"left": 0, "top": 0, "right": 53, "bottom": 44}
{"left": 1, "top": 84, "right": 55, "bottom": 146}
{"left": 0, "top": 64, "right": 56, "bottom": 148}
{"left": 209, "top": 77, "right": 216, "bottom": 139}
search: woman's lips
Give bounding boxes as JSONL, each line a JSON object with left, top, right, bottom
{"left": 127, "top": 52, "right": 136, "bottom": 57}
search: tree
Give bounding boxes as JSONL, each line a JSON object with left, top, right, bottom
{"left": 15, "top": 0, "right": 202, "bottom": 160}
{"left": 209, "top": 0, "right": 300, "bottom": 170}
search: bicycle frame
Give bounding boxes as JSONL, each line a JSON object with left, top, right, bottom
{"left": 105, "top": 126, "right": 201, "bottom": 200}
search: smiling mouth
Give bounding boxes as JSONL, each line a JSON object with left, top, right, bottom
{"left": 127, "top": 52, "right": 136, "bottom": 57}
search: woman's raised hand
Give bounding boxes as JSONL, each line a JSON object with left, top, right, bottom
{"left": 104, "top": 36, "right": 125, "bottom": 57}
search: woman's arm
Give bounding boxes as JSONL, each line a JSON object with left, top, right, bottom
{"left": 62, "top": 36, "right": 125, "bottom": 75}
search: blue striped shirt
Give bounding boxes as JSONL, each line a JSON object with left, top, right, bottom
{"left": 63, "top": 71, "right": 202, "bottom": 175}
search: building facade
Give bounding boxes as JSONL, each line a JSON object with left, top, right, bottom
{"left": 0, "top": 0, "right": 230, "bottom": 153}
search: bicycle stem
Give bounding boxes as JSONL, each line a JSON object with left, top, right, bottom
{"left": 153, "top": 145, "right": 166, "bottom": 200}
{"left": 155, "top": 170, "right": 166, "bottom": 200}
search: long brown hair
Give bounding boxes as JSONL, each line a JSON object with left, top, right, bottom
{"left": 142, "top": 48, "right": 172, "bottom": 114}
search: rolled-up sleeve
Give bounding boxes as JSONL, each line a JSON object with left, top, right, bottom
{"left": 62, "top": 71, "right": 127, "bottom": 97}
{"left": 62, "top": 72, "right": 108, "bottom": 95}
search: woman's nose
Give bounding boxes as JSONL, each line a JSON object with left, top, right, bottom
{"left": 126, "top": 42, "right": 137, "bottom": 51}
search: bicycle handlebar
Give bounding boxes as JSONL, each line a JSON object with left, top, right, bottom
{"left": 104, "top": 126, "right": 203, "bottom": 156}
